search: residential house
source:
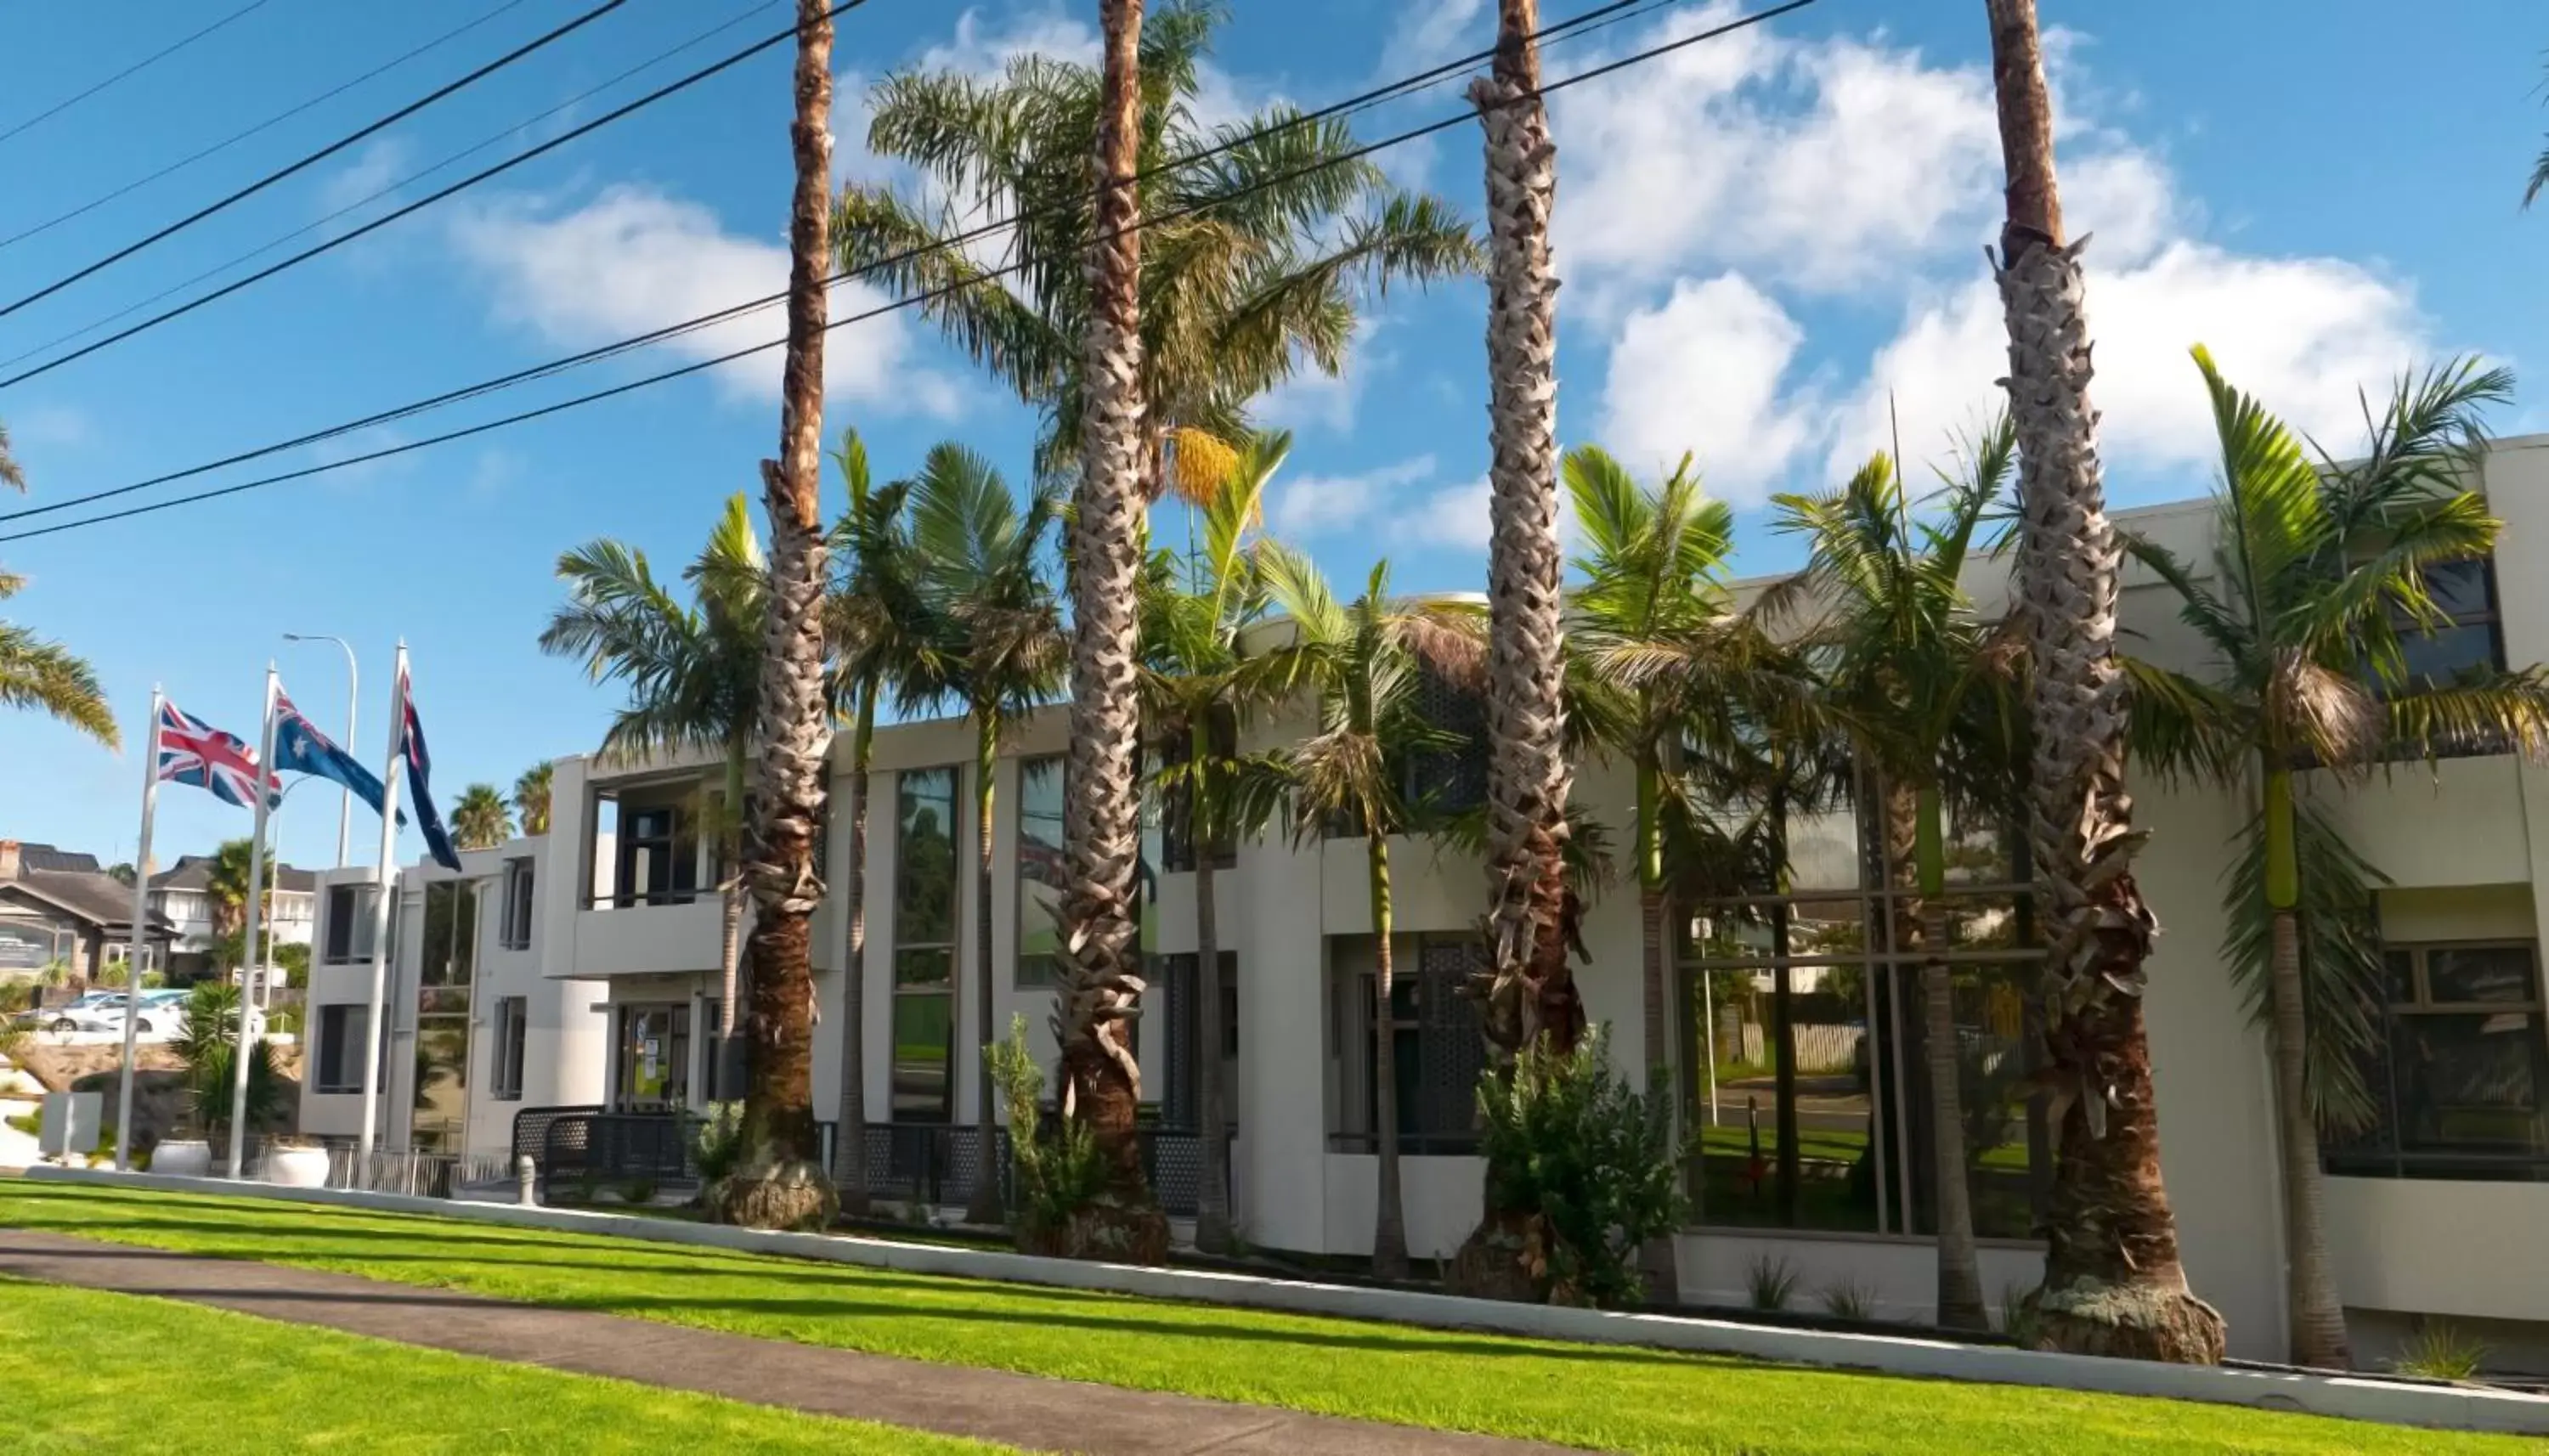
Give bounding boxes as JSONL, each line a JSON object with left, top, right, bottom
{"left": 0, "top": 839, "right": 172, "bottom": 983}
{"left": 149, "top": 854, "right": 317, "bottom": 981}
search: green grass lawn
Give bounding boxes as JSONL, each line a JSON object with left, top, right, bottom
{"left": 0, "top": 1276, "right": 1003, "bottom": 1454}
{"left": 0, "top": 1180, "right": 2524, "bottom": 1456}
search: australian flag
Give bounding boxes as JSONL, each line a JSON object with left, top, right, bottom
{"left": 399, "top": 663, "right": 462, "bottom": 872}
{"left": 272, "top": 689, "right": 404, "bottom": 827}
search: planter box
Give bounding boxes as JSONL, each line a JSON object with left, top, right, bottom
{"left": 259, "top": 1146, "right": 330, "bottom": 1188}
{"left": 150, "top": 1141, "right": 211, "bottom": 1177}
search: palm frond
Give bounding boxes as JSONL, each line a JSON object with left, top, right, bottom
{"left": 2222, "top": 798, "right": 2389, "bottom": 1134}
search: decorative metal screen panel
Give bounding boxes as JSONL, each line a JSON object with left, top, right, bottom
{"left": 1160, "top": 953, "right": 1199, "bottom": 1130}
{"left": 1404, "top": 665, "right": 1489, "bottom": 815}
{"left": 1416, "top": 940, "right": 1487, "bottom": 1141}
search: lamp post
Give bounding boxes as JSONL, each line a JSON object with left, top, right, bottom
{"left": 283, "top": 634, "right": 358, "bottom": 869}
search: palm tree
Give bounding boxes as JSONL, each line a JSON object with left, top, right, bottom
{"left": 1774, "top": 430, "right": 2025, "bottom": 1332}
{"left": 204, "top": 838, "right": 261, "bottom": 951}
{"left": 902, "top": 442, "right": 1067, "bottom": 1227}
{"left": 1044, "top": 0, "right": 1166, "bottom": 1251}
{"left": 1136, "top": 432, "right": 1293, "bottom": 1254}
{"left": 2122, "top": 348, "right": 2544, "bottom": 1368}
{"left": 710, "top": 0, "right": 843, "bottom": 1229}
{"left": 1470, "top": 0, "right": 1578, "bottom": 1066}
{"left": 0, "top": 426, "right": 115, "bottom": 748}
{"left": 513, "top": 764, "right": 554, "bottom": 837}
{"left": 540, "top": 497, "right": 764, "bottom": 1109}
{"left": 824, "top": 428, "right": 926, "bottom": 1216}
{"left": 1982, "top": 0, "right": 2224, "bottom": 1362}
{"left": 450, "top": 784, "right": 513, "bottom": 850}
{"left": 1262, "top": 545, "right": 1486, "bottom": 1278}
{"left": 833, "top": 0, "right": 1480, "bottom": 499}
{"left": 1569, "top": 443, "right": 1817, "bottom": 1296}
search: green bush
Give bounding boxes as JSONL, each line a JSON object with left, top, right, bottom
{"left": 692, "top": 1102, "right": 746, "bottom": 1183}
{"left": 620, "top": 1178, "right": 658, "bottom": 1206}
{"left": 985, "top": 1015, "right": 1106, "bottom": 1236}
{"left": 1475, "top": 1025, "right": 1687, "bottom": 1308}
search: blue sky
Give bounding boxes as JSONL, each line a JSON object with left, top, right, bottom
{"left": 3, "top": 0, "right": 2545, "bottom": 872}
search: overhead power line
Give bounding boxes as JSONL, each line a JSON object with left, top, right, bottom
{"left": 0, "top": 0, "right": 540, "bottom": 256}
{"left": 0, "top": 0, "right": 636, "bottom": 323}
{"left": 0, "top": 0, "right": 1817, "bottom": 546}
{"left": 0, "top": 0, "right": 876, "bottom": 390}
{"left": 0, "top": 0, "right": 788, "bottom": 376}
{"left": 0, "top": 0, "right": 277, "bottom": 150}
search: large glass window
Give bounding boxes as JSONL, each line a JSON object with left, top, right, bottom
{"left": 609, "top": 795, "right": 699, "bottom": 906}
{"left": 1329, "top": 938, "right": 1485, "bottom": 1153}
{"left": 491, "top": 996, "right": 528, "bottom": 1102}
{"left": 322, "top": 884, "right": 378, "bottom": 963}
{"left": 2330, "top": 942, "right": 2549, "bottom": 1180}
{"left": 412, "top": 879, "right": 479, "bottom": 1149}
{"left": 613, "top": 1002, "right": 690, "bottom": 1110}
{"left": 893, "top": 767, "right": 960, "bottom": 1122}
{"left": 500, "top": 859, "right": 535, "bottom": 949}
{"left": 314, "top": 1004, "right": 370, "bottom": 1093}
{"left": 1016, "top": 756, "right": 1065, "bottom": 990}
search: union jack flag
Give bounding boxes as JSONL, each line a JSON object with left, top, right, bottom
{"left": 155, "top": 698, "right": 279, "bottom": 810}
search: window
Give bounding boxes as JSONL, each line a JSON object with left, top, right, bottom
{"left": 500, "top": 859, "right": 535, "bottom": 950}
{"left": 492, "top": 997, "right": 528, "bottom": 1101}
{"left": 893, "top": 766, "right": 960, "bottom": 1121}
{"left": 2330, "top": 942, "right": 2549, "bottom": 1180}
{"left": 1330, "top": 938, "right": 1484, "bottom": 1153}
{"left": 315, "top": 1004, "right": 370, "bottom": 1093}
{"left": 613, "top": 1002, "right": 690, "bottom": 1110}
{"left": 1016, "top": 757, "right": 1065, "bottom": 989}
{"left": 322, "top": 884, "right": 379, "bottom": 963}
{"left": 1160, "top": 951, "right": 1238, "bottom": 1130}
{"left": 2398, "top": 558, "right": 2507, "bottom": 689}
{"left": 613, "top": 799, "right": 699, "bottom": 906}
{"left": 414, "top": 880, "right": 479, "bottom": 1148}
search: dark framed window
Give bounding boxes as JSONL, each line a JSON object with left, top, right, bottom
{"left": 1159, "top": 951, "right": 1237, "bottom": 1130}
{"left": 613, "top": 1002, "right": 690, "bottom": 1110}
{"left": 314, "top": 1004, "right": 371, "bottom": 1093}
{"left": 2397, "top": 557, "right": 2507, "bottom": 689}
{"left": 492, "top": 996, "right": 528, "bottom": 1102}
{"left": 322, "top": 884, "right": 379, "bottom": 963}
{"left": 500, "top": 859, "right": 535, "bottom": 950}
{"left": 1016, "top": 756, "right": 1065, "bottom": 989}
{"left": 892, "top": 766, "right": 960, "bottom": 1122}
{"left": 2329, "top": 941, "right": 2549, "bottom": 1181}
{"left": 1330, "top": 938, "right": 1484, "bottom": 1154}
{"left": 613, "top": 799, "right": 699, "bottom": 906}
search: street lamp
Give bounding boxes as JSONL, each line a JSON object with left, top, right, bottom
{"left": 283, "top": 634, "right": 358, "bottom": 869}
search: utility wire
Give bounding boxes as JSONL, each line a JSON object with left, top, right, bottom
{"left": 0, "top": 0, "right": 634, "bottom": 322}
{"left": 0, "top": 0, "right": 539, "bottom": 256}
{"left": 0, "top": 0, "right": 1816, "bottom": 545}
{"left": 0, "top": 0, "right": 276, "bottom": 150}
{"left": 0, "top": 0, "right": 875, "bottom": 388}
{"left": 0, "top": 0, "right": 787, "bottom": 375}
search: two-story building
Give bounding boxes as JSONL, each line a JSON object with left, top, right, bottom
{"left": 301, "top": 435, "right": 2549, "bottom": 1371}
{"left": 0, "top": 840, "right": 171, "bottom": 983}
{"left": 148, "top": 854, "right": 317, "bottom": 981}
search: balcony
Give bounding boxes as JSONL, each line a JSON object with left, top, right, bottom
{"left": 568, "top": 776, "right": 721, "bottom": 979}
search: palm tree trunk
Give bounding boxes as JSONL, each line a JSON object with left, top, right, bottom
{"left": 965, "top": 723, "right": 1006, "bottom": 1227}
{"left": 1055, "top": 0, "right": 1164, "bottom": 1254}
{"left": 832, "top": 690, "right": 875, "bottom": 1216}
{"left": 1985, "top": 0, "right": 2219, "bottom": 1362}
{"left": 1193, "top": 731, "right": 1234, "bottom": 1254}
{"left": 717, "top": 739, "right": 749, "bottom": 1098}
{"left": 715, "top": 0, "right": 838, "bottom": 1231}
{"left": 1472, "top": 0, "right": 1580, "bottom": 1061}
{"left": 1371, "top": 833, "right": 1410, "bottom": 1280}
{"left": 1635, "top": 745, "right": 1680, "bottom": 1298}
{"left": 2262, "top": 765, "right": 2350, "bottom": 1368}
{"left": 1910, "top": 787, "right": 1987, "bottom": 1332}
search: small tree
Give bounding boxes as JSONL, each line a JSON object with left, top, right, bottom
{"left": 985, "top": 1016, "right": 1106, "bottom": 1252}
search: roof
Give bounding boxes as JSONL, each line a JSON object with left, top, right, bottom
{"left": 13, "top": 844, "right": 101, "bottom": 873}
{"left": 147, "top": 854, "right": 318, "bottom": 894}
{"left": 1, "top": 870, "right": 171, "bottom": 934}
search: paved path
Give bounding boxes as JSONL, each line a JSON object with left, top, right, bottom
{"left": 0, "top": 1228, "right": 1576, "bottom": 1456}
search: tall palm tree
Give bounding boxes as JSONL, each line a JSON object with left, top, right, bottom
{"left": 2122, "top": 348, "right": 2543, "bottom": 1368}
{"left": 901, "top": 443, "right": 1067, "bottom": 1227}
{"left": 1982, "top": 0, "right": 2223, "bottom": 1362}
{"left": 0, "top": 427, "right": 115, "bottom": 748}
{"left": 204, "top": 838, "right": 261, "bottom": 951}
{"left": 833, "top": 0, "right": 1480, "bottom": 499}
{"left": 1471, "top": 0, "right": 1578, "bottom": 1064}
{"left": 1136, "top": 432, "right": 1292, "bottom": 1254}
{"left": 824, "top": 428, "right": 925, "bottom": 1216}
{"left": 713, "top": 0, "right": 843, "bottom": 1229}
{"left": 450, "top": 784, "right": 513, "bottom": 850}
{"left": 513, "top": 764, "right": 554, "bottom": 837}
{"left": 1569, "top": 443, "right": 1816, "bottom": 1295}
{"left": 1043, "top": 0, "right": 1166, "bottom": 1252}
{"left": 1262, "top": 545, "right": 1485, "bottom": 1278}
{"left": 1774, "top": 430, "right": 2024, "bottom": 1332}
{"left": 540, "top": 496, "right": 765, "bottom": 1092}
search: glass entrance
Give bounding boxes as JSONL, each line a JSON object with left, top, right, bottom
{"left": 613, "top": 1002, "right": 691, "bottom": 1111}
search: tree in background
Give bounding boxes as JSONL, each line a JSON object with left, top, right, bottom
{"left": 1982, "top": 0, "right": 2223, "bottom": 1361}
{"left": 513, "top": 763, "right": 553, "bottom": 837}
{"left": 0, "top": 421, "right": 115, "bottom": 749}
{"left": 2122, "top": 348, "right": 2548, "bottom": 1368}
{"left": 450, "top": 784, "right": 513, "bottom": 850}
{"left": 203, "top": 839, "right": 265, "bottom": 955}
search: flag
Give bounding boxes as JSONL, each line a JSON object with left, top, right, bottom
{"left": 272, "top": 688, "right": 404, "bottom": 827}
{"left": 155, "top": 698, "right": 279, "bottom": 810}
{"left": 398, "top": 663, "right": 461, "bottom": 872}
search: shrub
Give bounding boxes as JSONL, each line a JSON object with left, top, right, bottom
{"left": 692, "top": 1102, "right": 746, "bottom": 1184}
{"left": 986, "top": 1015, "right": 1106, "bottom": 1238}
{"left": 1746, "top": 1254, "right": 1800, "bottom": 1312}
{"left": 2392, "top": 1321, "right": 2488, "bottom": 1381}
{"left": 620, "top": 1178, "right": 658, "bottom": 1206}
{"left": 1818, "top": 1277, "right": 1878, "bottom": 1322}
{"left": 1474, "top": 1025, "right": 1686, "bottom": 1308}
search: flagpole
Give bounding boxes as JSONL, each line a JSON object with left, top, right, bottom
{"left": 113, "top": 687, "right": 165, "bottom": 1173}
{"left": 357, "top": 643, "right": 409, "bottom": 1167}
{"left": 226, "top": 666, "right": 281, "bottom": 1180}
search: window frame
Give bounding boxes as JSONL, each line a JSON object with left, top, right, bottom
{"left": 1014, "top": 755, "right": 1066, "bottom": 990}
{"left": 2331, "top": 938, "right": 2549, "bottom": 1180}
{"left": 321, "top": 883, "right": 381, "bottom": 965}
{"left": 314, "top": 1003, "right": 370, "bottom": 1094}
{"left": 490, "top": 996, "right": 528, "bottom": 1102}
{"left": 890, "top": 765, "right": 962, "bottom": 1123}
{"left": 499, "top": 858, "right": 536, "bottom": 950}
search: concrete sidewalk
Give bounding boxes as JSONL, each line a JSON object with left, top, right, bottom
{"left": 0, "top": 1227, "right": 1576, "bottom": 1456}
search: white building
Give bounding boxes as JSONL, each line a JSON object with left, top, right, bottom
{"left": 148, "top": 854, "right": 316, "bottom": 980}
{"left": 300, "top": 437, "right": 2549, "bottom": 1370}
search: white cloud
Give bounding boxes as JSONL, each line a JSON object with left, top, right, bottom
{"left": 1256, "top": 322, "right": 1395, "bottom": 435}
{"left": 1400, "top": 473, "right": 1584, "bottom": 554}
{"left": 1381, "top": 0, "right": 1486, "bottom": 76}
{"left": 319, "top": 138, "right": 412, "bottom": 219}
{"left": 1597, "top": 274, "right": 1822, "bottom": 503}
{"left": 1273, "top": 454, "right": 1438, "bottom": 536}
{"left": 449, "top": 185, "right": 958, "bottom": 414}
